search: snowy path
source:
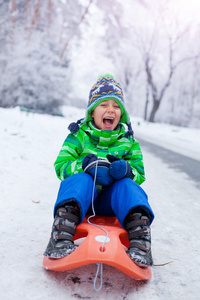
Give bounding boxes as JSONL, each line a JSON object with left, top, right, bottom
{"left": 138, "top": 138, "right": 200, "bottom": 189}
{"left": 0, "top": 108, "right": 200, "bottom": 300}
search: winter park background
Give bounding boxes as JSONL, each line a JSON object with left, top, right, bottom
{"left": 0, "top": 1, "right": 200, "bottom": 299}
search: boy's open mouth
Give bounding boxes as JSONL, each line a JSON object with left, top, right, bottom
{"left": 103, "top": 117, "right": 114, "bottom": 126}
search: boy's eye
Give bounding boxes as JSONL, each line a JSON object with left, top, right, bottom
{"left": 99, "top": 102, "right": 120, "bottom": 109}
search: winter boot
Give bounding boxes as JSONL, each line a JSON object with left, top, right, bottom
{"left": 43, "top": 200, "right": 80, "bottom": 259}
{"left": 125, "top": 212, "right": 153, "bottom": 267}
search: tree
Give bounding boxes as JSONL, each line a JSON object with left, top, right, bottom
{"left": 132, "top": 4, "right": 200, "bottom": 123}
{"left": 0, "top": 0, "right": 88, "bottom": 114}
{"left": 146, "top": 34, "right": 200, "bottom": 122}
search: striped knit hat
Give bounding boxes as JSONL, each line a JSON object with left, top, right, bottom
{"left": 68, "top": 73, "right": 133, "bottom": 137}
{"left": 84, "top": 73, "right": 130, "bottom": 124}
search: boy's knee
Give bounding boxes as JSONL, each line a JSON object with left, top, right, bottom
{"left": 74, "top": 172, "right": 93, "bottom": 182}
{"left": 112, "top": 177, "right": 137, "bottom": 190}
{"left": 61, "top": 172, "right": 94, "bottom": 186}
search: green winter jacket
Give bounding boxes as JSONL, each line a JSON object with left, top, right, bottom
{"left": 54, "top": 121, "right": 145, "bottom": 189}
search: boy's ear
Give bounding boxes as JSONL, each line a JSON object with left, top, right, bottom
{"left": 91, "top": 111, "right": 94, "bottom": 118}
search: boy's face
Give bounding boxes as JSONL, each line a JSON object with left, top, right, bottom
{"left": 91, "top": 99, "right": 121, "bottom": 130}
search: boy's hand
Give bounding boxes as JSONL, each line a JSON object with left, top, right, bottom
{"left": 106, "top": 154, "right": 132, "bottom": 180}
{"left": 82, "top": 154, "right": 114, "bottom": 186}
{"left": 82, "top": 154, "right": 97, "bottom": 171}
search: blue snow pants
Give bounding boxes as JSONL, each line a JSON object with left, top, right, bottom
{"left": 54, "top": 173, "right": 154, "bottom": 228}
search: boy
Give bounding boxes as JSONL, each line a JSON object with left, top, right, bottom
{"left": 44, "top": 74, "right": 154, "bottom": 267}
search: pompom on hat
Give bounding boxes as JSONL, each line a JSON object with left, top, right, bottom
{"left": 84, "top": 73, "right": 130, "bottom": 124}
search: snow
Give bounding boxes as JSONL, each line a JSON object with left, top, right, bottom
{"left": 133, "top": 118, "right": 200, "bottom": 161}
{"left": 1, "top": 106, "right": 200, "bottom": 300}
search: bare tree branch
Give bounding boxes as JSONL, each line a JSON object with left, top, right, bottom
{"left": 11, "top": 0, "right": 16, "bottom": 45}
{"left": 47, "top": 0, "right": 52, "bottom": 29}
{"left": 28, "top": 0, "right": 41, "bottom": 41}
{"left": 60, "top": 0, "right": 93, "bottom": 59}
{"left": 175, "top": 54, "right": 200, "bottom": 67}
{"left": 145, "top": 56, "right": 157, "bottom": 99}
{"left": 26, "top": 0, "right": 30, "bottom": 26}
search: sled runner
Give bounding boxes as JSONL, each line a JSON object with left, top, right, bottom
{"left": 43, "top": 215, "right": 152, "bottom": 280}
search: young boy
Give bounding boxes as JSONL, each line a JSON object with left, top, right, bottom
{"left": 44, "top": 74, "right": 154, "bottom": 267}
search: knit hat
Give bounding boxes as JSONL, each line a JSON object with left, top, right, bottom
{"left": 68, "top": 73, "right": 134, "bottom": 137}
{"left": 84, "top": 73, "right": 130, "bottom": 124}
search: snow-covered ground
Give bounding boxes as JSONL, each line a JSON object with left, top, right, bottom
{"left": 134, "top": 119, "right": 200, "bottom": 161}
{"left": 1, "top": 107, "right": 200, "bottom": 300}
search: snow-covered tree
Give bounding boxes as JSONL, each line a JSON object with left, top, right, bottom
{"left": 0, "top": 0, "right": 87, "bottom": 115}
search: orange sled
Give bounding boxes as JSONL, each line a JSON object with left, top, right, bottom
{"left": 43, "top": 215, "right": 152, "bottom": 280}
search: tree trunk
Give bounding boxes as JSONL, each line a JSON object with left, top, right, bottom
{"left": 47, "top": 0, "right": 52, "bottom": 29}
{"left": 11, "top": 0, "right": 16, "bottom": 45}
{"left": 144, "top": 83, "right": 149, "bottom": 121}
{"left": 149, "top": 98, "right": 160, "bottom": 122}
